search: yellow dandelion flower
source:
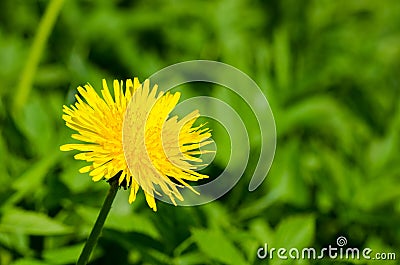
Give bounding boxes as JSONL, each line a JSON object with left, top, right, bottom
{"left": 61, "top": 78, "right": 212, "bottom": 211}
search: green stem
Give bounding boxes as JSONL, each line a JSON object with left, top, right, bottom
{"left": 13, "top": 0, "right": 65, "bottom": 115}
{"left": 77, "top": 179, "right": 119, "bottom": 265}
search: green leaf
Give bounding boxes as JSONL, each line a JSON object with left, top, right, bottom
{"left": 173, "top": 251, "right": 206, "bottom": 265}
{"left": 5, "top": 152, "right": 60, "bottom": 207}
{"left": 10, "top": 259, "right": 51, "bottom": 265}
{"left": 273, "top": 214, "right": 315, "bottom": 249}
{"left": 238, "top": 141, "right": 309, "bottom": 218}
{"left": 269, "top": 215, "right": 315, "bottom": 265}
{"left": 0, "top": 231, "right": 32, "bottom": 256}
{"left": 75, "top": 204, "right": 160, "bottom": 239}
{"left": 249, "top": 218, "right": 274, "bottom": 244}
{"left": 43, "top": 244, "right": 84, "bottom": 265}
{"left": 0, "top": 208, "right": 73, "bottom": 235}
{"left": 14, "top": 92, "right": 55, "bottom": 155}
{"left": 353, "top": 177, "right": 400, "bottom": 211}
{"left": 278, "top": 96, "right": 369, "bottom": 154}
{"left": 59, "top": 159, "right": 93, "bottom": 193}
{"left": 273, "top": 26, "right": 291, "bottom": 90}
{"left": 191, "top": 228, "right": 247, "bottom": 265}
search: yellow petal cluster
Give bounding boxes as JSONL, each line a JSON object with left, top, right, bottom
{"left": 61, "top": 78, "right": 211, "bottom": 211}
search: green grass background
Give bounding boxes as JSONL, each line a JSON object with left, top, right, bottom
{"left": 0, "top": 0, "right": 400, "bottom": 264}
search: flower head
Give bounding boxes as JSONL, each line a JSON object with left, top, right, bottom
{"left": 61, "top": 78, "right": 211, "bottom": 211}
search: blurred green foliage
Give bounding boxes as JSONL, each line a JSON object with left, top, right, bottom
{"left": 1, "top": 0, "right": 400, "bottom": 264}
